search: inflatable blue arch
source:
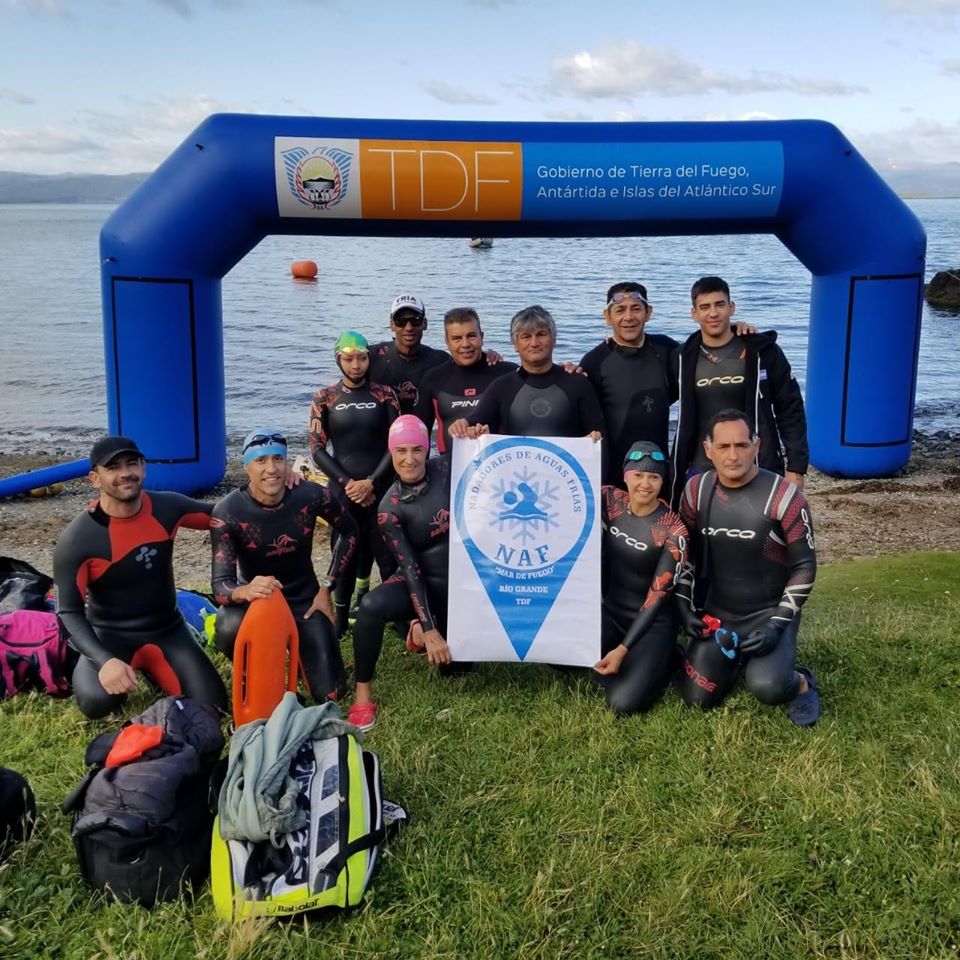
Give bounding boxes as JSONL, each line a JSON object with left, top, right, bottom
{"left": 98, "top": 114, "right": 925, "bottom": 493}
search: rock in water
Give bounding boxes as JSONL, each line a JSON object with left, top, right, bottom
{"left": 925, "top": 269, "right": 960, "bottom": 310}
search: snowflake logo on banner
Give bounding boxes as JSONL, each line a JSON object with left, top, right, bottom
{"left": 489, "top": 467, "right": 560, "bottom": 545}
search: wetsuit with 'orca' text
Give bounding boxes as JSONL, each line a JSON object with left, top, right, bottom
{"left": 675, "top": 468, "right": 816, "bottom": 708}
{"left": 599, "top": 487, "right": 687, "bottom": 715}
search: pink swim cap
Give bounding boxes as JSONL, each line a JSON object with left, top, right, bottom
{"left": 388, "top": 415, "right": 430, "bottom": 452}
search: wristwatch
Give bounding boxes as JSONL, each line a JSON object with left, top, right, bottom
{"left": 319, "top": 577, "right": 335, "bottom": 589}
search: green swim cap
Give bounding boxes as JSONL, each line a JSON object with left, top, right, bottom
{"left": 335, "top": 330, "right": 369, "bottom": 356}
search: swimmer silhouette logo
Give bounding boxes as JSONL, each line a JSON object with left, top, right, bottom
{"left": 451, "top": 436, "right": 600, "bottom": 663}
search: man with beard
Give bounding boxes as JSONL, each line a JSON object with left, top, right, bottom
{"left": 53, "top": 436, "right": 228, "bottom": 718}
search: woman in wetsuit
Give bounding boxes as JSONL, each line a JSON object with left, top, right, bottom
{"left": 594, "top": 440, "right": 688, "bottom": 715}
{"left": 309, "top": 331, "right": 400, "bottom": 636}
{"left": 347, "top": 415, "right": 452, "bottom": 731}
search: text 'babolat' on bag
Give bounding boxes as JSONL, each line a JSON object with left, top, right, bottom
{"left": 211, "top": 692, "right": 406, "bottom": 919}
{"left": 62, "top": 696, "right": 225, "bottom": 907}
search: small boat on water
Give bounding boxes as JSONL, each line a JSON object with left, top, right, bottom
{"left": 469, "top": 237, "right": 494, "bottom": 249}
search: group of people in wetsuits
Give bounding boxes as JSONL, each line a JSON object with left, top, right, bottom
{"left": 52, "top": 276, "right": 820, "bottom": 733}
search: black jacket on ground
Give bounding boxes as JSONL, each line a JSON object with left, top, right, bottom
{"left": 669, "top": 330, "right": 808, "bottom": 507}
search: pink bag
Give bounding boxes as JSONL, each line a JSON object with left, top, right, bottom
{"left": 0, "top": 609, "right": 72, "bottom": 697}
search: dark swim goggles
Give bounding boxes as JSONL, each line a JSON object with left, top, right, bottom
{"left": 624, "top": 449, "right": 667, "bottom": 463}
{"left": 606, "top": 290, "right": 648, "bottom": 308}
{"left": 243, "top": 432, "right": 287, "bottom": 453}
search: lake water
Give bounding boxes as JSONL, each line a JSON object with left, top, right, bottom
{"left": 0, "top": 200, "right": 957, "bottom": 456}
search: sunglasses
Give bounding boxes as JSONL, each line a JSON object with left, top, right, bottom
{"left": 243, "top": 433, "right": 287, "bottom": 453}
{"left": 606, "top": 291, "right": 648, "bottom": 309}
{"left": 625, "top": 449, "right": 666, "bottom": 463}
{"left": 393, "top": 314, "right": 425, "bottom": 328}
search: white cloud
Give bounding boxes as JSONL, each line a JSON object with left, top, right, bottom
{"left": 884, "top": 0, "right": 960, "bottom": 21}
{"left": 853, "top": 117, "right": 960, "bottom": 167}
{"left": 0, "top": 0, "right": 69, "bottom": 13}
{"left": 0, "top": 126, "right": 103, "bottom": 157}
{"left": 544, "top": 109, "right": 593, "bottom": 121}
{"left": 550, "top": 41, "right": 867, "bottom": 100}
{"left": 943, "top": 58, "right": 960, "bottom": 73}
{"left": 420, "top": 81, "right": 497, "bottom": 106}
{"left": 0, "top": 88, "right": 36, "bottom": 105}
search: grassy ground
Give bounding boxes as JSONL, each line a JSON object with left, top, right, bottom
{"left": 1, "top": 552, "right": 959, "bottom": 960}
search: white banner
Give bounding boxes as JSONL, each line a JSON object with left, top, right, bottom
{"left": 447, "top": 434, "right": 601, "bottom": 666}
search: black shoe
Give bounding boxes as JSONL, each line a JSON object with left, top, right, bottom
{"left": 788, "top": 667, "right": 820, "bottom": 727}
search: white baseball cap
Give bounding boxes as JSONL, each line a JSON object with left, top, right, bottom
{"left": 390, "top": 294, "right": 426, "bottom": 318}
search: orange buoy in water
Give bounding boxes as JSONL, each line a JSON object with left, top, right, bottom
{"left": 291, "top": 259, "right": 318, "bottom": 280}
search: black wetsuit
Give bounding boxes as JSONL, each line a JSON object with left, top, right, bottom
{"left": 53, "top": 492, "right": 227, "bottom": 719}
{"left": 669, "top": 331, "right": 809, "bottom": 506}
{"left": 468, "top": 364, "right": 606, "bottom": 438}
{"left": 675, "top": 468, "right": 817, "bottom": 708}
{"left": 599, "top": 487, "right": 687, "bottom": 715}
{"left": 415, "top": 354, "right": 517, "bottom": 454}
{"left": 309, "top": 379, "right": 400, "bottom": 616}
{"left": 353, "top": 456, "right": 451, "bottom": 684}
{"left": 368, "top": 341, "right": 448, "bottom": 415}
{"left": 580, "top": 335, "right": 677, "bottom": 485}
{"left": 210, "top": 481, "right": 359, "bottom": 701}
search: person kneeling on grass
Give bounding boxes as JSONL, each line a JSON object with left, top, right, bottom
{"left": 347, "top": 415, "right": 453, "bottom": 731}
{"left": 593, "top": 442, "right": 688, "bottom": 716}
{"left": 210, "top": 429, "right": 359, "bottom": 703}
{"left": 674, "top": 409, "right": 820, "bottom": 726}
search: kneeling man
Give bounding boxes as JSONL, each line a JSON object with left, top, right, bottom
{"left": 211, "top": 429, "right": 359, "bottom": 702}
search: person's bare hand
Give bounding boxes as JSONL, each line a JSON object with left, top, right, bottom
{"left": 98, "top": 657, "right": 138, "bottom": 695}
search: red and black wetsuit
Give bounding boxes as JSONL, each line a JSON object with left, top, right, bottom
{"left": 599, "top": 487, "right": 687, "bottom": 715}
{"left": 352, "top": 456, "right": 451, "bottom": 684}
{"left": 415, "top": 354, "right": 517, "bottom": 454}
{"left": 580, "top": 335, "right": 678, "bottom": 485}
{"left": 367, "top": 341, "right": 448, "bottom": 415}
{"left": 210, "top": 481, "right": 359, "bottom": 701}
{"left": 53, "top": 492, "right": 227, "bottom": 719}
{"left": 309, "top": 379, "right": 400, "bottom": 618}
{"left": 468, "top": 364, "right": 607, "bottom": 438}
{"left": 675, "top": 468, "right": 817, "bottom": 708}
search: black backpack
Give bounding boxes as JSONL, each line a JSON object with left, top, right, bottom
{"left": 0, "top": 766, "right": 35, "bottom": 861}
{"left": 62, "top": 697, "right": 224, "bottom": 907}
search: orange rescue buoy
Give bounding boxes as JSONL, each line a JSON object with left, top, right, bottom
{"left": 232, "top": 590, "right": 301, "bottom": 726}
{"left": 291, "top": 259, "right": 318, "bottom": 280}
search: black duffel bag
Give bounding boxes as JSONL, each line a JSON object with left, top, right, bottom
{"left": 0, "top": 766, "right": 36, "bottom": 861}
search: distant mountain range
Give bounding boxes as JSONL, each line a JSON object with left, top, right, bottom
{"left": 0, "top": 162, "right": 958, "bottom": 204}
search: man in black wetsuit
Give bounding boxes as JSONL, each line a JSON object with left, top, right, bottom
{"left": 309, "top": 330, "right": 400, "bottom": 635}
{"left": 415, "top": 307, "right": 517, "bottom": 454}
{"left": 53, "top": 436, "right": 227, "bottom": 718}
{"left": 210, "top": 429, "right": 360, "bottom": 702}
{"left": 347, "top": 415, "right": 452, "bottom": 731}
{"left": 669, "top": 276, "right": 808, "bottom": 506}
{"left": 367, "top": 294, "right": 448, "bottom": 415}
{"left": 448, "top": 305, "right": 606, "bottom": 442}
{"left": 594, "top": 441, "right": 688, "bottom": 716}
{"left": 675, "top": 409, "right": 820, "bottom": 725}
{"left": 580, "top": 283, "right": 678, "bottom": 485}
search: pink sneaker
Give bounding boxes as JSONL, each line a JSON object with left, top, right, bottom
{"left": 405, "top": 619, "right": 426, "bottom": 654}
{"left": 347, "top": 701, "right": 379, "bottom": 732}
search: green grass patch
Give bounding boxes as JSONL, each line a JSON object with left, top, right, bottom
{"left": 2, "top": 552, "right": 959, "bottom": 959}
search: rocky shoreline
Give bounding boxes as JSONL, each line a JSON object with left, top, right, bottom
{"left": 2, "top": 431, "right": 959, "bottom": 589}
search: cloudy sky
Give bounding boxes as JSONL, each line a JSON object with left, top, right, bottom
{"left": 2, "top": 0, "right": 958, "bottom": 175}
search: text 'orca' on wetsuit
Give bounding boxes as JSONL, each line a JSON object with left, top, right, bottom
{"left": 416, "top": 355, "right": 517, "bottom": 453}
{"left": 468, "top": 364, "right": 606, "bottom": 438}
{"left": 368, "top": 341, "right": 448, "bottom": 415}
{"left": 308, "top": 380, "right": 399, "bottom": 486}
{"left": 692, "top": 340, "right": 748, "bottom": 469}
{"left": 678, "top": 469, "right": 816, "bottom": 633}
{"left": 601, "top": 486, "right": 687, "bottom": 648}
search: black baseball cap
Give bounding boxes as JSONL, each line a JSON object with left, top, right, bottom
{"left": 89, "top": 435, "right": 144, "bottom": 469}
